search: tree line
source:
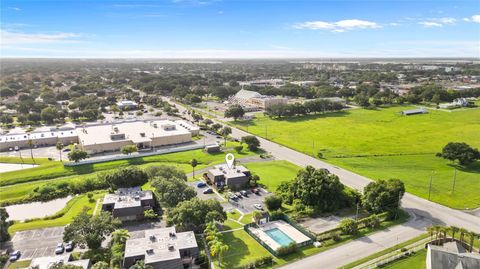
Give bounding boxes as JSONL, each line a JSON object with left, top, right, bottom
{"left": 265, "top": 99, "right": 344, "bottom": 118}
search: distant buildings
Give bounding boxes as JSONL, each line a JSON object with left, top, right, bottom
{"left": 238, "top": 79, "right": 285, "bottom": 88}
{"left": 230, "top": 89, "right": 288, "bottom": 110}
{"left": 29, "top": 254, "right": 90, "bottom": 269}
{"left": 123, "top": 227, "right": 198, "bottom": 269}
{"left": 426, "top": 241, "right": 480, "bottom": 269}
{"left": 0, "top": 127, "right": 78, "bottom": 151}
{"left": 102, "top": 187, "right": 156, "bottom": 221}
{"left": 116, "top": 100, "right": 138, "bottom": 110}
{"left": 206, "top": 164, "right": 251, "bottom": 190}
{"left": 439, "top": 98, "right": 472, "bottom": 109}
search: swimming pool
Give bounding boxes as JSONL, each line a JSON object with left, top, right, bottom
{"left": 265, "top": 228, "right": 295, "bottom": 246}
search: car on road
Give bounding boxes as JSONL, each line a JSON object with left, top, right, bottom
{"left": 65, "top": 241, "right": 75, "bottom": 252}
{"left": 196, "top": 182, "right": 207, "bottom": 188}
{"left": 203, "top": 188, "right": 213, "bottom": 194}
{"left": 9, "top": 251, "right": 21, "bottom": 262}
{"left": 240, "top": 190, "right": 248, "bottom": 197}
{"left": 55, "top": 243, "right": 65, "bottom": 254}
{"left": 253, "top": 204, "right": 263, "bottom": 210}
{"left": 14, "top": 146, "right": 19, "bottom": 151}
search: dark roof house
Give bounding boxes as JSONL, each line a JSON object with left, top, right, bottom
{"left": 426, "top": 241, "right": 480, "bottom": 269}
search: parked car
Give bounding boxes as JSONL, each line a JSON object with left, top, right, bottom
{"left": 9, "top": 251, "right": 21, "bottom": 262}
{"left": 253, "top": 204, "right": 263, "bottom": 210}
{"left": 55, "top": 243, "right": 65, "bottom": 254}
{"left": 229, "top": 194, "right": 238, "bottom": 200}
{"left": 251, "top": 188, "right": 260, "bottom": 195}
{"left": 196, "top": 182, "right": 207, "bottom": 188}
{"left": 240, "top": 190, "right": 248, "bottom": 197}
{"left": 14, "top": 146, "right": 19, "bottom": 151}
{"left": 235, "top": 192, "right": 243, "bottom": 198}
{"left": 215, "top": 136, "right": 222, "bottom": 139}
{"left": 65, "top": 241, "right": 75, "bottom": 252}
{"left": 63, "top": 148, "right": 71, "bottom": 152}
{"left": 203, "top": 188, "right": 213, "bottom": 194}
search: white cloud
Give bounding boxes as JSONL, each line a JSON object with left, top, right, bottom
{"left": 419, "top": 17, "right": 456, "bottom": 27}
{"left": 419, "top": 22, "right": 443, "bottom": 27}
{"left": 293, "top": 19, "right": 380, "bottom": 32}
{"left": 464, "top": 15, "right": 480, "bottom": 23}
{"left": 8, "top": 7, "right": 21, "bottom": 11}
{"left": 0, "top": 30, "right": 80, "bottom": 45}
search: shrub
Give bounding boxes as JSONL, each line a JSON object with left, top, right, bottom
{"left": 339, "top": 218, "right": 358, "bottom": 235}
{"left": 234, "top": 145, "right": 243, "bottom": 153}
{"left": 264, "top": 195, "right": 282, "bottom": 211}
{"left": 276, "top": 242, "right": 297, "bottom": 256}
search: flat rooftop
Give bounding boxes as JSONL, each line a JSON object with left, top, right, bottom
{"left": 0, "top": 129, "right": 77, "bottom": 143}
{"left": 124, "top": 227, "right": 197, "bottom": 264}
{"left": 77, "top": 120, "right": 191, "bottom": 146}
{"left": 210, "top": 164, "right": 249, "bottom": 178}
{"left": 103, "top": 187, "right": 153, "bottom": 209}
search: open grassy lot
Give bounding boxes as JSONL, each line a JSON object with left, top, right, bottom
{"left": 234, "top": 106, "right": 480, "bottom": 208}
{"left": 0, "top": 143, "right": 254, "bottom": 187}
{"left": 244, "top": 160, "right": 301, "bottom": 191}
{"left": 381, "top": 249, "right": 427, "bottom": 269}
{"left": 215, "top": 229, "right": 272, "bottom": 268}
{"left": 7, "top": 259, "right": 31, "bottom": 269}
{"left": 8, "top": 191, "right": 105, "bottom": 234}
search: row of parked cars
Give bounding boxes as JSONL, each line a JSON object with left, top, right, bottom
{"left": 9, "top": 241, "right": 75, "bottom": 262}
{"left": 196, "top": 182, "right": 213, "bottom": 194}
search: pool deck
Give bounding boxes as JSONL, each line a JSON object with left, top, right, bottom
{"left": 248, "top": 220, "right": 311, "bottom": 250}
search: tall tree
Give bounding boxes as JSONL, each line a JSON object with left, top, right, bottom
{"left": 56, "top": 142, "right": 64, "bottom": 162}
{"left": 27, "top": 139, "right": 35, "bottom": 163}
{"left": 190, "top": 158, "right": 198, "bottom": 178}
{"left": 68, "top": 149, "right": 88, "bottom": 162}
{"left": 219, "top": 126, "right": 232, "bottom": 146}
{"left": 362, "top": 179, "right": 405, "bottom": 216}
{"left": 151, "top": 176, "right": 196, "bottom": 208}
{"left": 224, "top": 104, "right": 245, "bottom": 121}
{"left": 437, "top": 142, "right": 480, "bottom": 166}
{"left": 0, "top": 208, "right": 10, "bottom": 242}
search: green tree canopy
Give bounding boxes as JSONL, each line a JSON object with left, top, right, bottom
{"left": 145, "top": 165, "right": 187, "bottom": 181}
{"left": 362, "top": 179, "right": 405, "bottom": 214}
{"left": 151, "top": 176, "right": 196, "bottom": 208}
{"left": 167, "top": 198, "right": 226, "bottom": 231}
{"left": 224, "top": 104, "right": 245, "bottom": 121}
{"left": 437, "top": 142, "right": 480, "bottom": 166}
{"left": 0, "top": 208, "right": 10, "bottom": 242}
{"left": 104, "top": 167, "right": 148, "bottom": 190}
{"left": 241, "top": 136, "right": 260, "bottom": 151}
{"left": 68, "top": 149, "right": 88, "bottom": 163}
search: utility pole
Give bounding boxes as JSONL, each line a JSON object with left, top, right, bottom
{"left": 451, "top": 168, "right": 457, "bottom": 194}
{"left": 428, "top": 171, "right": 434, "bottom": 201}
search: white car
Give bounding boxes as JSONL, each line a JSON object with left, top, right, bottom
{"left": 253, "top": 204, "right": 263, "bottom": 210}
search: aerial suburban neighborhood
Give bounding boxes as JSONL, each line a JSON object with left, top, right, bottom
{"left": 1, "top": 1, "right": 480, "bottom": 269}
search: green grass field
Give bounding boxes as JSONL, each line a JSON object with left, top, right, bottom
{"left": 7, "top": 259, "right": 31, "bottom": 269}
{"left": 0, "top": 143, "right": 254, "bottom": 187}
{"left": 244, "top": 160, "right": 301, "bottom": 191}
{"left": 0, "top": 144, "right": 255, "bottom": 205}
{"left": 381, "top": 249, "right": 427, "bottom": 269}
{"left": 8, "top": 191, "right": 105, "bottom": 234}
{"left": 234, "top": 106, "right": 480, "bottom": 208}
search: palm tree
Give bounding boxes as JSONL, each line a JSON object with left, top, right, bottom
{"left": 467, "top": 231, "right": 477, "bottom": 252}
{"left": 427, "top": 226, "right": 435, "bottom": 241}
{"left": 459, "top": 228, "right": 468, "bottom": 244}
{"left": 27, "top": 139, "right": 35, "bottom": 163}
{"left": 210, "top": 240, "right": 229, "bottom": 266}
{"left": 111, "top": 229, "right": 130, "bottom": 244}
{"left": 219, "top": 126, "right": 232, "bottom": 146}
{"left": 433, "top": 225, "right": 441, "bottom": 242}
{"left": 56, "top": 142, "right": 64, "bottom": 162}
{"left": 190, "top": 158, "right": 198, "bottom": 179}
{"left": 450, "top": 226, "right": 459, "bottom": 240}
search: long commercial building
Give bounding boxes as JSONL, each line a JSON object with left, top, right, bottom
{"left": 0, "top": 120, "right": 198, "bottom": 153}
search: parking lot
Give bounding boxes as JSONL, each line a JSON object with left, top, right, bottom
{"left": 188, "top": 181, "right": 224, "bottom": 202}
{"left": 7, "top": 227, "right": 70, "bottom": 260}
{"left": 227, "top": 188, "right": 272, "bottom": 214}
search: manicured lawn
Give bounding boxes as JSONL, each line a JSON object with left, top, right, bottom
{"left": 0, "top": 143, "right": 255, "bottom": 187}
{"left": 8, "top": 191, "right": 105, "bottom": 234}
{"left": 234, "top": 106, "right": 480, "bottom": 208}
{"left": 381, "top": 249, "right": 427, "bottom": 269}
{"left": 7, "top": 259, "right": 31, "bottom": 269}
{"left": 216, "top": 229, "right": 272, "bottom": 268}
{"left": 245, "top": 160, "right": 301, "bottom": 191}
{"left": 329, "top": 155, "right": 480, "bottom": 209}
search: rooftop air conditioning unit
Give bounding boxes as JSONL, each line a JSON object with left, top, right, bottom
{"left": 168, "top": 244, "right": 175, "bottom": 251}
{"left": 146, "top": 249, "right": 154, "bottom": 255}
{"left": 149, "top": 235, "right": 156, "bottom": 241}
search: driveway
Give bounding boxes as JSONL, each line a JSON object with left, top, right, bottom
{"left": 188, "top": 181, "right": 224, "bottom": 202}
{"left": 227, "top": 188, "right": 272, "bottom": 214}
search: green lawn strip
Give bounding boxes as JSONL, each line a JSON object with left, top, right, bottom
{"left": 8, "top": 191, "right": 106, "bottom": 234}
{"left": 0, "top": 156, "right": 51, "bottom": 164}
{"left": 340, "top": 233, "right": 429, "bottom": 269}
{"left": 227, "top": 210, "right": 242, "bottom": 221}
{"left": 244, "top": 160, "right": 301, "bottom": 191}
{"left": 7, "top": 259, "right": 31, "bottom": 269}
{"left": 1, "top": 144, "right": 255, "bottom": 187}
{"left": 233, "top": 106, "right": 480, "bottom": 208}
{"left": 240, "top": 213, "right": 254, "bottom": 225}
{"left": 380, "top": 249, "right": 427, "bottom": 269}
{"left": 215, "top": 229, "right": 272, "bottom": 268}
{"left": 328, "top": 155, "right": 480, "bottom": 209}
{"left": 222, "top": 219, "right": 244, "bottom": 230}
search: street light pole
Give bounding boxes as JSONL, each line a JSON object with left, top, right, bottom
{"left": 451, "top": 168, "right": 457, "bottom": 194}
{"left": 428, "top": 171, "right": 434, "bottom": 201}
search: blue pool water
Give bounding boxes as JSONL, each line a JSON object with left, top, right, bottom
{"left": 265, "top": 228, "right": 295, "bottom": 246}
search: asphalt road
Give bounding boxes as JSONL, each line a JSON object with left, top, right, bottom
{"left": 167, "top": 98, "right": 480, "bottom": 268}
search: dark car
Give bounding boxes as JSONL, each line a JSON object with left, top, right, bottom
{"left": 235, "top": 192, "right": 243, "bottom": 198}
{"left": 197, "top": 182, "right": 207, "bottom": 188}
{"left": 9, "top": 251, "right": 21, "bottom": 262}
{"left": 62, "top": 148, "right": 71, "bottom": 152}
{"left": 65, "top": 241, "right": 75, "bottom": 252}
{"left": 55, "top": 243, "right": 65, "bottom": 254}
{"left": 240, "top": 190, "right": 248, "bottom": 197}
{"left": 251, "top": 188, "right": 260, "bottom": 195}
{"left": 203, "top": 188, "right": 213, "bottom": 194}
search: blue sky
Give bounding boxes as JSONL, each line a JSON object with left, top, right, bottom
{"left": 1, "top": 0, "right": 479, "bottom": 58}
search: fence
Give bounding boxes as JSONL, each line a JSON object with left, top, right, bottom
{"left": 244, "top": 223, "right": 279, "bottom": 256}
{"left": 64, "top": 143, "right": 212, "bottom": 166}
{"left": 358, "top": 244, "right": 426, "bottom": 269}
{"left": 271, "top": 214, "right": 317, "bottom": 242}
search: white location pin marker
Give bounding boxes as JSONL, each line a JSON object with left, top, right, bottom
{"left": 225, "top": 153, "right": 235, "bottom": 169}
